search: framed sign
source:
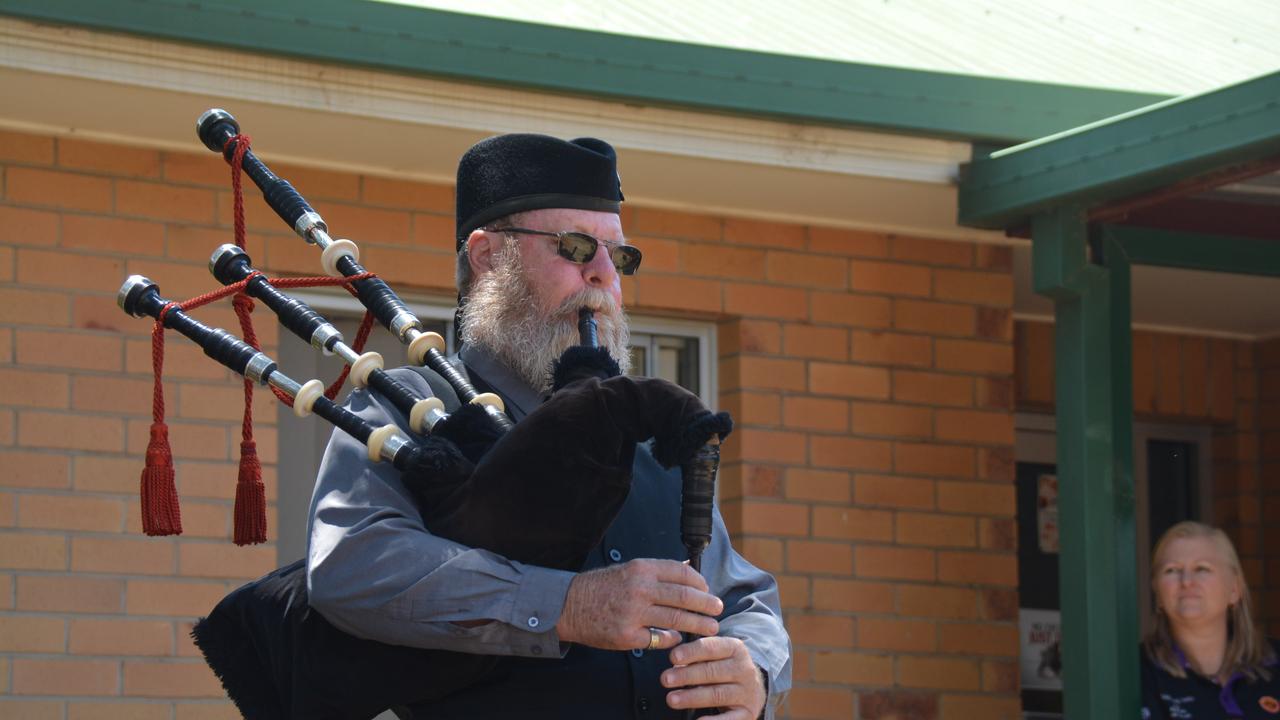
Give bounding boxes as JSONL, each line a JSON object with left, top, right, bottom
{"left": 1019, "top": 608, "right": 1062, "bottom": 691}
{"left": 1017, "top": 461, "right": 1063, "bottom": 717}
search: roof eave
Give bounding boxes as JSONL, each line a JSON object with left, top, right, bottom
{"left": 958, "top": 71, "right": 1280, "bottom": 230}
{"left": 0, "top": 0, "right": 1166, "bottom": 144}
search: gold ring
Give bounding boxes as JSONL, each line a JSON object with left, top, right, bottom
{"left": 647, "top": 627, "right": 661, "bottom": 651}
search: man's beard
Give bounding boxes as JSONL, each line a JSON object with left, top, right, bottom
{"left": 459, "top": 242, "right": 631, "bottom": 394}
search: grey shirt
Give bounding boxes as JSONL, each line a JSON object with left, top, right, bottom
{"left": 306, "top": 344, "right": 791, "bottom": 714}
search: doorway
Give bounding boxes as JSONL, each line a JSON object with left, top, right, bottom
{"left": 1013, "top": 414, "right": 1211, "bottom": 718}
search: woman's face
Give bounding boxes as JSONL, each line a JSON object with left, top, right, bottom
{"left": 1154, "top": 536, "right": 1242, "bottom": 630}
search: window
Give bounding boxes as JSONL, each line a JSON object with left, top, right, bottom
{"left": 275, "top": 295, "right": 714, "bottom": 563}
{"left": 627, "top": 315, "right": 715, "bottom": 404}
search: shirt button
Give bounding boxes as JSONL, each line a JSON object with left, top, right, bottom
{"left": 527, "top": 616, "right": 539, "bottom": 628}
{"left": 531, "top": 645, "right": 543, "bottom": 656}
{"left": 609, "top": 548, "right": 623, "bottom": 562}
{"left": 636, "top": 697, "right": 650, "bottom": 712}
{"left": 631, "top": 648, "right": 644, "bottom": 658}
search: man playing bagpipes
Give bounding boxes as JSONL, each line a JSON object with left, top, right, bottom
{"left": 305, "top": 134, "right": 791, "bottom": 719}
{"left": 132, "top": 122, "right": 793, "bottom": 719}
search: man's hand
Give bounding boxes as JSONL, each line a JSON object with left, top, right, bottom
{"left": 557, "top": 559, "right": 722, "bottom": 650}
{"left": 662, "top": 637, "right": 766, "bottom": 719}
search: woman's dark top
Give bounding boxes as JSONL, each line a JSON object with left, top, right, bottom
{"left": 1141, "top": 639, "right": 1280, "bottom": 719}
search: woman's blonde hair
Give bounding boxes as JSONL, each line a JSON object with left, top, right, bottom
{"left": 1142, "top": 521, "right": 1274, "bottom": 681}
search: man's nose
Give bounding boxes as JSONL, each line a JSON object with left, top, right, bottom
{"left": 581, "top": 246, "right": 618, "bottom": 287}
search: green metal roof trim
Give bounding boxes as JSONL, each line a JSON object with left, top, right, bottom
{"left": 958, "top": 71, "right": 1280, "bottom": 230}
{"left": 0, "top": 0, "right": 1168, "bottom": 143}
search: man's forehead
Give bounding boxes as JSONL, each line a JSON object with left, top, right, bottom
{"left": 521, "top": 208, "right": 624, "bottom": 234}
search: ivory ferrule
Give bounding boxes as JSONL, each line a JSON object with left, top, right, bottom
{"left": 379, "top": 432, "right": 412, "bottom": 463}
{"left": 291, "top": 379, "right": 325, "bottom": 418}
{"left": 366, "top": 424, "right": 406, "bottom": 463}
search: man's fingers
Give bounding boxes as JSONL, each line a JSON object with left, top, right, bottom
{"left": 643, "top": 607, "right": 719, "bottom": 637}
{"left": 560, "top": 560, "right": 725, "bottom": 651}
{"left": 662, "top": 657, "right": 737, "bottom": 689}
{"left": 626, "top": 626, "right": 682, "bottom": 652}
{"left": 652, "top": 581, "right": 723, "bottom": 617}
{"left": 649, "top": 559, "right": 711, "bottom": 592}
{"left": 650, "top": 627, "right": 683, "bottom": 650}
{"left": 662, "top": 637, "right": 766, "bottom": 717}
{"left": 691, "top": 708, "right": 754, "bottom": 720}
{"left": 666, "top": 682, "right": 744, "bottom": 711}
{"left": 669, "top": 635, "right": 740, "bottom": 666}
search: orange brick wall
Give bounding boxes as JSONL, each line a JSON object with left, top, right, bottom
{"left": 0, "top": 128, "right": 1020, "bottom": 719}
{"left": 708, "top": 226, "right": 1018, "bottom": 720}
{"left": 1016, "top": 321, "right": 1276, "bottom": 634}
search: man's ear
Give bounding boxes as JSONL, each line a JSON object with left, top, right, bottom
{"left": 466, "top": 229, "right": 497, "bottom": 275}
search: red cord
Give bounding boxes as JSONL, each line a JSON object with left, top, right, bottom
{"left": 140, "top": 304, "right": 182, "bottom": 536}
{"left": 140, "top": 129, "right": 382, "bottom": 544}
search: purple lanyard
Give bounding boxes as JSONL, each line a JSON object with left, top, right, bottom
{"left": 1173, "top": 645, "right": 1245, "bottom": 717}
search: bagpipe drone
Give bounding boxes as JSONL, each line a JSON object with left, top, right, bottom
{"left": 116, "top": 109, "right": 731, "bottom": 719}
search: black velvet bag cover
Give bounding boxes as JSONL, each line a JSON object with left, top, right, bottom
{"left": 191, "top": 348, "right": 731, "bottom": 719}
{"left": 193, "top": 558, "right": 501, "bottom": 720}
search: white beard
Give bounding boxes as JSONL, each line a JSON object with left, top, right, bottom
{"left": 460, "top": 241, "right": 631, "bottom": 394}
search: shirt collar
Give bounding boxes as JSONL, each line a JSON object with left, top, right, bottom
{"left": 458, "top": 343, "right": 543, "bottom": 421}
{"left": 1173, "top": 643, "right": 1246, "bottom": 717}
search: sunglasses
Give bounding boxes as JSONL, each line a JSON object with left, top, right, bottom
{"left": 486, "top": 227, "right": 643, "bottom": 275}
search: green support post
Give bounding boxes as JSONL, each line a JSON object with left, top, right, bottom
{"left": 1103, "top": 233, "right": 1140, "bottom": 715}
{"left": 1031, "top": 208, "right": 1138, "bottom": 719}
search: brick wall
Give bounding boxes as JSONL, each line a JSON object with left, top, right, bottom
{"left": 706, "top": 228, "right": 1019, "bottom": 720}
{"left": 1017, "top": 321, "right": 1276, "bottom": 634}
{"left": 0, "top": 128, "right": 1021, "bottom": 719}
{"left": 0, "top": 128, "right": 460, "bottom": 719}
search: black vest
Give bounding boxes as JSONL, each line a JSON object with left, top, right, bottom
{"left": 413, "top": 450, "right": 687, "bottom": 719}
{"left": 404, "top": 364, "right": 691, "bottom": 719}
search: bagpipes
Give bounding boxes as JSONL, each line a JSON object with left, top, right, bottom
{"left": 116, "top": 109, "right": 732, "bottom": 719}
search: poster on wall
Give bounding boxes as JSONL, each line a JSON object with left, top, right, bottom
{"left": 1016, "top": 462, "right": 1060, "bottom": 611}
{"left": 1017, "top": 461, "right": 1064, "bottom": 717}
{"left": 1019, "top": 608, "right": 1063, "bottom": 691}
{"left": 1037, "top": 473, "right": 1059, "bottom": 554}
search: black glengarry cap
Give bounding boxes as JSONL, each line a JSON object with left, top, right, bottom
{"left": 455, "top": 134, "right": 623, "bottom": 250}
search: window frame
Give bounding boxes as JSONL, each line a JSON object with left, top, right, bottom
{"left": 627, "top": 314, "right": 717, "bottom": 408}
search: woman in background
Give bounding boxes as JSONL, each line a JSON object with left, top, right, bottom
{"left": 1141, "top": 521, "right": 1279, "bottom": 719}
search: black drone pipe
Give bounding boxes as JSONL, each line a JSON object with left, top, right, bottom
{"left": 195, "top": 108, "right": 513, "bottom": 434}
{"left": 208, "top": 245, "right": 453, "bottom": 436}
{"left": 116, "top": 275, "right": 426, "bottom": 460}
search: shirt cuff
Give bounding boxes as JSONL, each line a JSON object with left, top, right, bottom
{"left": 756, "top": 659, "right": 787, "bottom": 720}
{"left": 507, "top": 563, "right": 576, "bottom": 657}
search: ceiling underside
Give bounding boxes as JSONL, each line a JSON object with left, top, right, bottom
{"left": 1014, "top": 243, "right": 1280, "bottom": 340}
{"left": 1014, "top": 171, "right": 1280, "bottom": 340}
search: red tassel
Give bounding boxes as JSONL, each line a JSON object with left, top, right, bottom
{"left": 130, "top": 136, "right": 372, "bottom": 545}
{"left": 140, "top": 423, "right": 182, "bottom": 536}
{"left": 233, "top": 439, "right": 267, "bottom": 546}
